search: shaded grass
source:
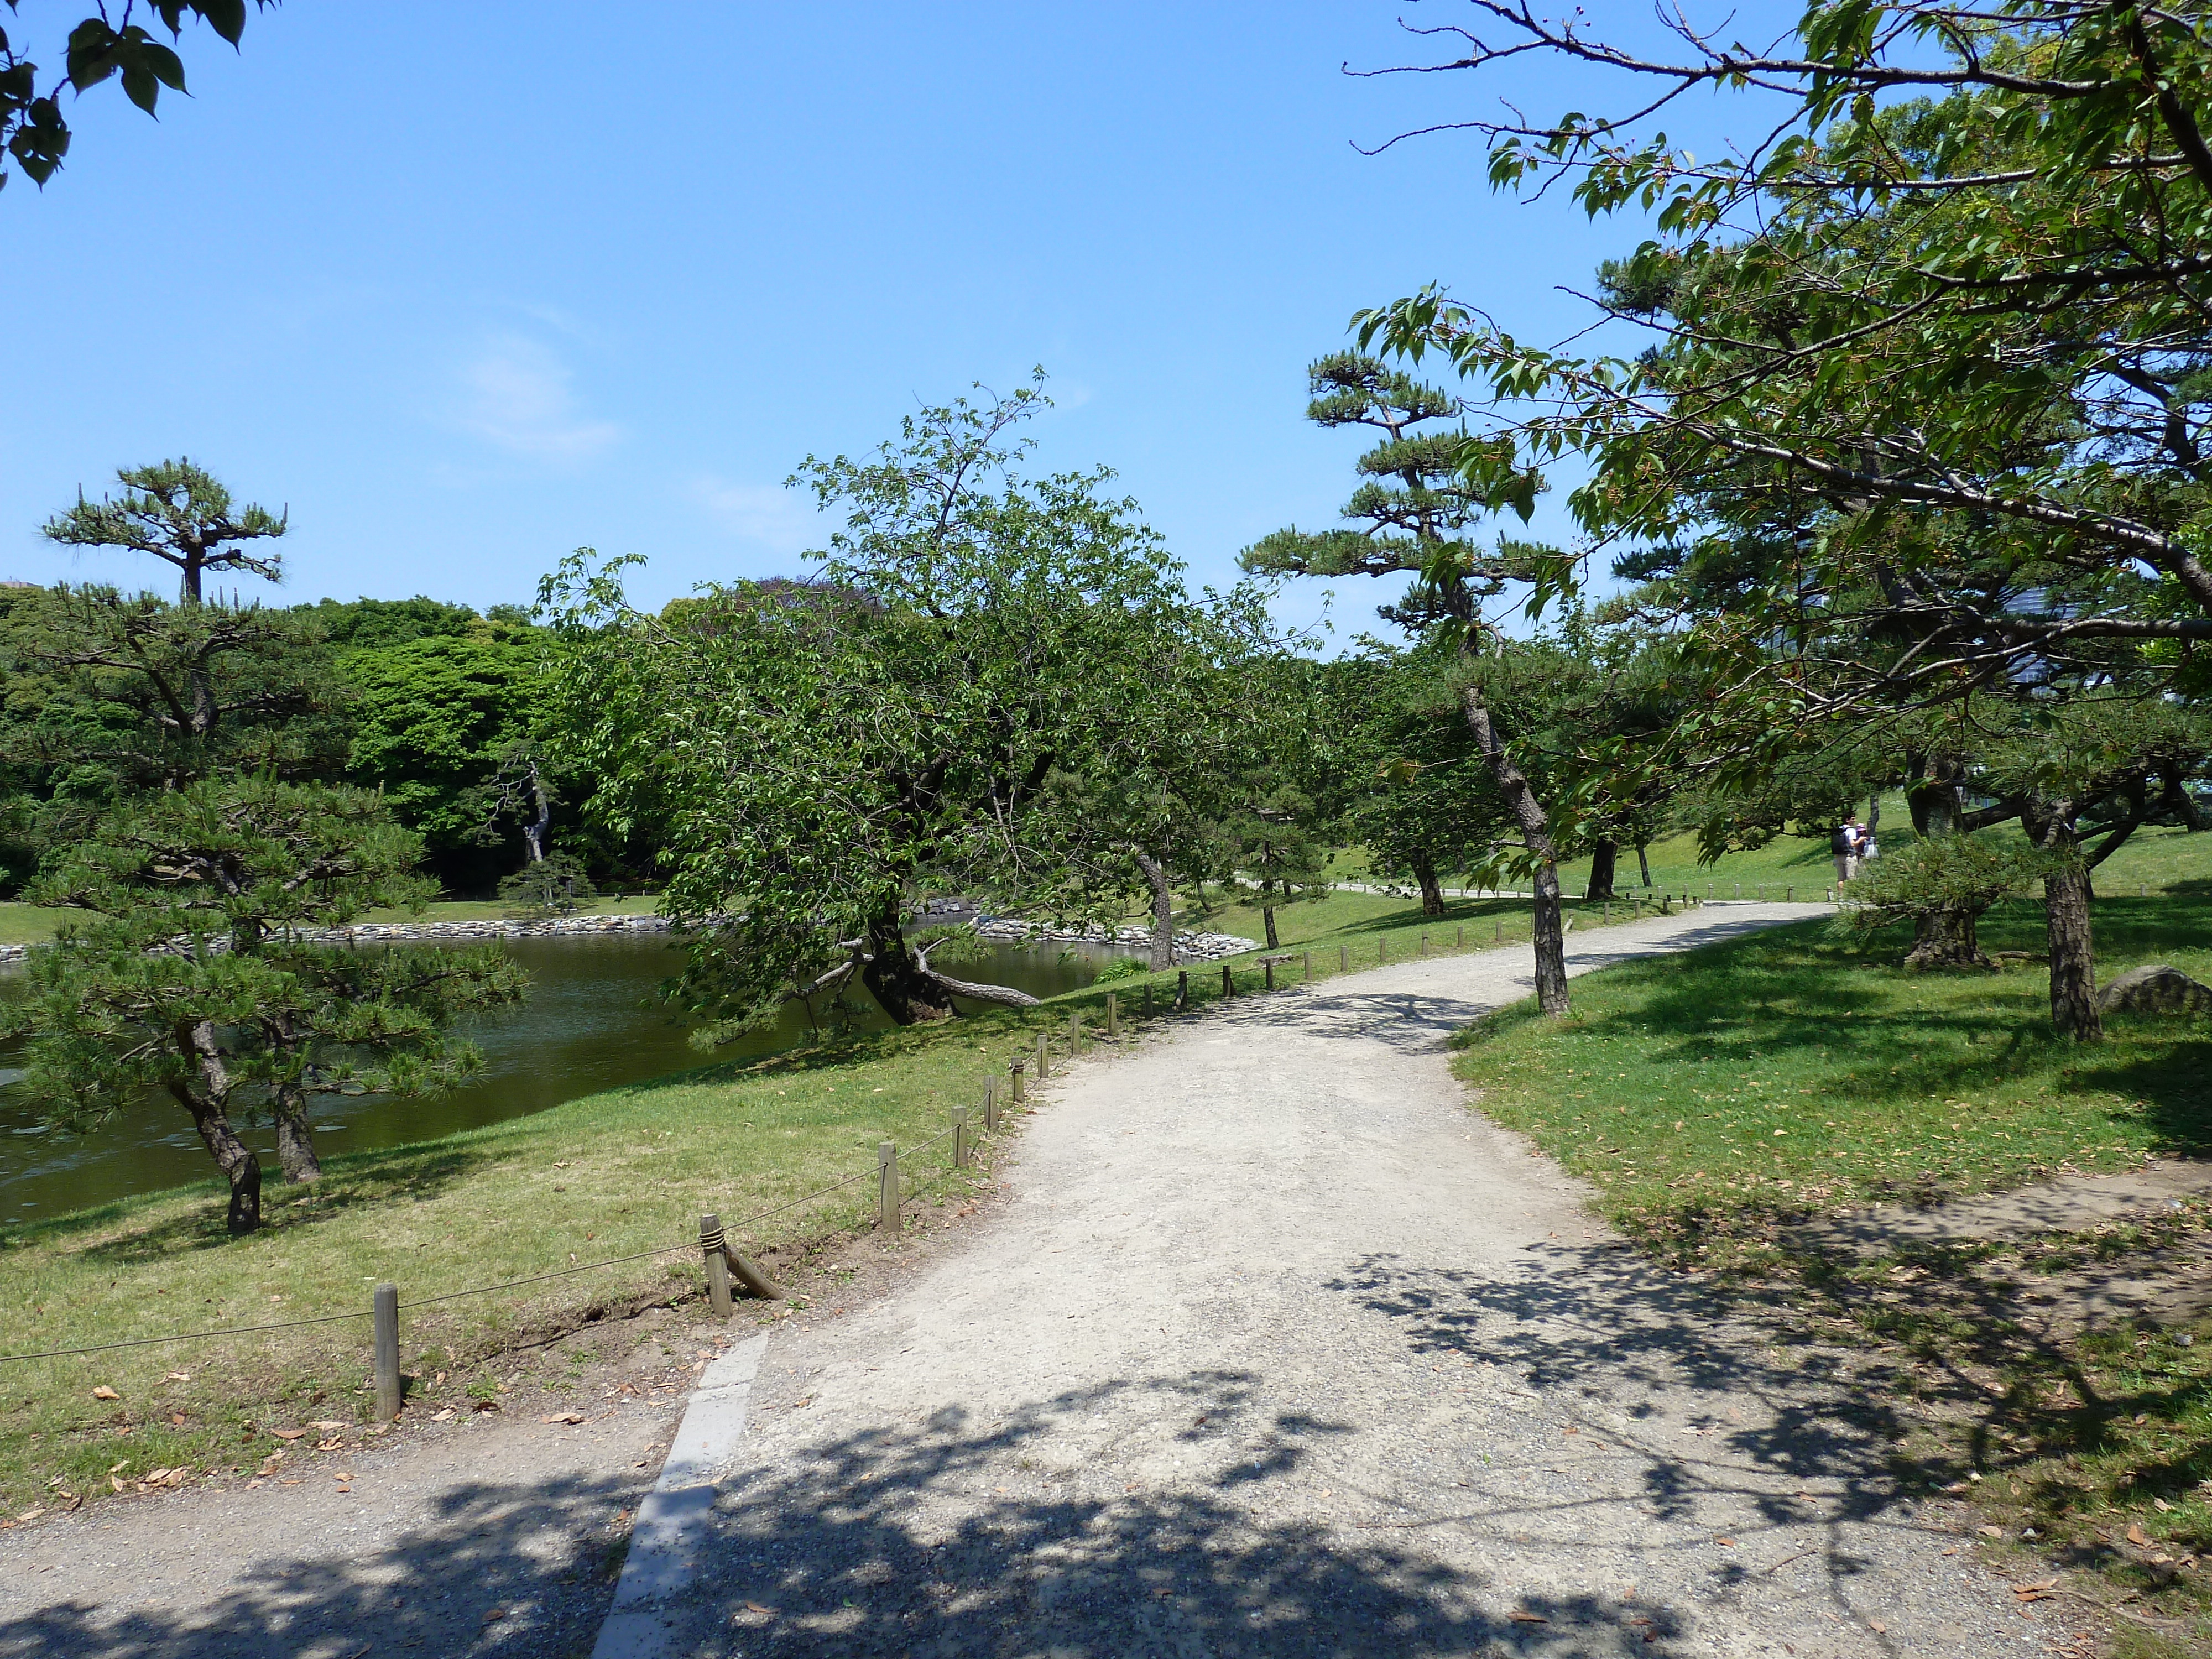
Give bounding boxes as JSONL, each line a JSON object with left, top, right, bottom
{"left": 1448, "top": 887, "right": 2212, "bottom": 1640}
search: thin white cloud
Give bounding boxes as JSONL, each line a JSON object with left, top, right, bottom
{"left": 691, "top": 476, "right": 824, "bottom": 560}
{"left": 455, "top": 335, "right": 620, "bottom": 462}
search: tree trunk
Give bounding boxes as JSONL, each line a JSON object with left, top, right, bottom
{"left": 174, "top": 1020, "right": 262, "bottom": 1234}
{"left": 1901, "top": 905, "right": 1991, "bottom": 971}
{"left": 1135, "top": 850, "right": 1177, "bottom": 972}
{"left": 860, "top": 911, "right": 958, "bottom": 1024}
{"left": 2023, "top": 795, "right": 2103, "bottom": 1041}
{"left": 1462, "top": 690, "right": 1568, "bottom": 1016}
{"left": 1635, "top": 843, "right": 1652, "bottom": 889}
{"left": 1410, "top": 849, "right": 1446, "bottom": 915}
{"left": 523, "top": 761, "right": 551, "bottom": 862}
{"left": 269, "top": 1013, "right": 322, "bottom": 1185}
{"left": 1585, "top": 838, "right": 1617, "bottom": 901}
{"left": 1905, "top": 753, "right": 1981, "bottom": 965}
{"left": 1263, "top": 905, "right": 1280, "bottom": 949}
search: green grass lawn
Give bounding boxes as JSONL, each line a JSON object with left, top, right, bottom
{"left": 1331, "top": 792, "right": 2212, "bottom": 907}
{"left": 1450, "top": 890, "right": 2212, "bottom": 1646}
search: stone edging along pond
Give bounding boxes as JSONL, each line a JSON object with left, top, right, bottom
{"left": 0, "top": 911, "right": 1260, "bottom": 965}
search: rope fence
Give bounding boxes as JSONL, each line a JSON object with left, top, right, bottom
{"left": 6, "top": 905, "right": 1676, "bottom": 1386}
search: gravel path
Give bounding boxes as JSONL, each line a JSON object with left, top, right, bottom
{"left": 622, "top": 904, "right": 2083, "bottom": 1657}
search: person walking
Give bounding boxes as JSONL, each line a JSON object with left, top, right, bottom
{"left": 1831, "top": 816, "right": 1863, "bottom": 884}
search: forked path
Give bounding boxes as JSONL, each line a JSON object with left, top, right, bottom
{"left": 628, "top": 905, "right": 2077, "bottom": 1657}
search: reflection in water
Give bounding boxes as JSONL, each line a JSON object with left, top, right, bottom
{"left": 0, "top": 932, "right": 1120, "bottom": 1223}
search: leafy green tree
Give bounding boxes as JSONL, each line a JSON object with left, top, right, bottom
{"left": 546, "top": 380, "right": 1242, "bottom": 1032}
{"left": 341, "top": 628, "right": 541, "bottom": 882}
{"left": 1, "top": 3, "right": 273, "bottom": 192}
{"left": 1244, "top": 353, "right": 1573, "bottom": 1013}
{"left": 7, "top": 779, "right": 524, "bottom": 1232}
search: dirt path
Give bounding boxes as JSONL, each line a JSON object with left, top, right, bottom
{"left": 617, "top": 905, "right": 2083, "bottom": 1657}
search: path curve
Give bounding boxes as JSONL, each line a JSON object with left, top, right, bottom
{"left": 619, "top": 904, "right": 2076, "bottom": 1656}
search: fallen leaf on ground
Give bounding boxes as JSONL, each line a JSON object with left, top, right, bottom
{"left": 541, "top": 1412, "right": 585, "bottom": 1425}
{"left": 91, "top": 1386, "right": 118, "bottom": 1401}
{"left": 2155, "top": 1497, "right": 2174, "bottom": 1512}
{"left": 1979, "top": 1526, "right": 2004, "bottom": 1539}
{"left": 315, "top": 1439, "right": 342, "bottom": 1452}
{"left": 309, "top": 1420, "right": 346, "bottom": 1432}
{"left": 332, "top": 1470, "right": 353, "bottom": 1482}
{"left": 15, "top": 1509, "right": 43, "bottom": 1522}
{"left": 430, "top": 1409, "right": 456, "bottom": 1422}
{"left": 744, "top": 1602, "right": 776, "bottom": 1615}
{"left": 1507, "top": 1611, "right": 1547, "bottom": 1624}
{"left": 2129, "top": 1524, "right": 2152, "bottom": 1547}
{"left": 1715, "top": 1538, "right": 1735, "bottom": 1547}
{"left": 270, "top": 1427, "right": 307, "bottom": 1441}
{"left": 108, "top": 1477, "right": 122, "bottom": 1493}
{"left": 163, "top": 1371, "right": 189, "bottom": 1382}
{"left": 482, "top": 1606, "right": 505, "bottom": 1622}
{"left": 472, "top": 1399, "right": 500, "bottom": 1413}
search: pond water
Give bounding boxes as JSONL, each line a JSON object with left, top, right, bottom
{"left": 0, "top": 931, "right": 1123, "bottom": 1224}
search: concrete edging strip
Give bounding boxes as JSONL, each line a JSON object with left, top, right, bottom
{"left": 590, "top": 1332, "right": 770, "bottom": 1659}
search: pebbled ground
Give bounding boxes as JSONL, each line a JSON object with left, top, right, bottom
{"left": 620, "top": 905, "right": 2088, "bottom": 1657}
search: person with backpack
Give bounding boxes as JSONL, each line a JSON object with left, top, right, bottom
{"left": 1831, "top": 816, "right": 1863, "bottom": 884}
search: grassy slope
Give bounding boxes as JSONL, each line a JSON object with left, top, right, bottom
{"left": 0, "top": 883, "right": 1574, "bottom": 1511}
{"left": 1450, "top": 880, "right": 2212, "bottom": 1647}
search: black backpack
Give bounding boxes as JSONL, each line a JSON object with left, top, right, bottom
{"left": 1830, "top": 826, "right": 1855, "bottom": 855}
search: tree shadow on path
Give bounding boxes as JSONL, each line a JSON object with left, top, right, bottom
{"left": 0, "top": 1469, "right": 634, "bottom": 1659}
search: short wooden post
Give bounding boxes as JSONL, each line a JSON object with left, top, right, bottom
{"left": 1220, "top": 962, "right": 1234, "bottom": 998}
{"left": 1106, "top": 990, "right": 1118, "bottom": 1036}
{"left": 1785, "top": 884, "right": 1793, "bottom": 903}
{"left": 1010, "top": 1058, "right": 1026, "bottom": 1103}
{"left": 701, "top": 1214, "right": 734, "bottom": 1319}
{"left": 1602, "top": 900, "right": 1610, "bottom": 923}
{"left": 1379, "top": 936, "right": 1387, "bottom": 963}
{"left": 1420, "top": 932, "right": 1428, "bottom": 957}
{"left": 1176, "top": 969, "right": 1188, "bottom": 1010}
{"left": 984, "top": 1076, "right": 999, "bottom": 1132}
{"left": 1303, "top": 950, "right": 1312, "bottom": 979}
{"left": 953, "top": 1105, "right": 972, "bottom": 1168}
{"left": 1068, "top": 1010, "right": 1081, "bottom": 1052}
{"left": 1494, "top": 918, "right": 1503, "bottom": 943}
{"left": 373, "top": 1282, "right": 401, "bottom": 1422}
{"left": 1456, "top": 925, "right": 1463, "bottom": 947}
{"left": 878, "top": 1141, "right": 899, "bottom": 1234}
{"left": 1339, "top": 943, "right": 1348, "bottom": 972}
{"left": 1264, "top": 958, "right": 1276, "bottom": 990}
{"left": 1037, "top": 1032, "right": 1049, "bottom": 1079}
{"left": 1707, "top": 882, "right": 1714, "bottom": 900}
{"left": 1758, "top": 884, "right": 1766, "bottom": 901}
{"left": 1142, "top": 982, "right": 1153, "bottom": 1019}
{"left": 1734, "top": 883, "right": 1741, "bottom": 899}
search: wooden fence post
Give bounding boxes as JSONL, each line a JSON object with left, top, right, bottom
{"left": 701, "top": 1215, "right": 733, "bottom": 1319}
{"left": 1176, "top": 969, "right": 1188, "bottom": 1011}
{"left": 1379, "top": 936, "right": 1387, "bottom": 963}
{"left": 984, "top": 1076, "right": 999, "bottom": 1132}
{"left": 1037, "top": 1032, "right": 1049, "bottom": 1078}
{"left": 878, "top": 1141, "right": 899, "bottom": 1234}
{"left": 373, "top": 1282, "right": 401, "bottom": 1422}
{"left": 1734, "top": 883, "right": 1741, "bottom": 899}
{"left": 1263, "top": 958, "right": 1276, "bottom": 991}
{"left": 1602, "top": 901, "right": 1610, "bottom": 923}
{"left": 1420, "top": 932, "right": 1428, "bottom": 957}
{"left": 1010, "top": 1058, "right": 1026, "bottom": 1104}
{"left": 1785, "top": 884, "right": 1793, "bottom": 902}
{"left": 1339, "top": 943, "right": 1348, "bottom": 972}
{"left": 1456, "top": 925, "right": 1464, "bottom": 947}
{"left": 1068, "top": 1010, "right": 1081, "bottom": 1052}
{"left": 1220, "top": 962, "right": 1234, "bottom": 998}
{"left": 1107, "top": 990, "right": 1118, "bottom": 1036}
{"left": 954, "top": 1105, "right": 972, "bottom": 1168}
{"left": 1142, "top": 982, "right": 1153, "bottom": 1019}
{"left": 1303, "top": 950, "right": 1312, "bottom": 980}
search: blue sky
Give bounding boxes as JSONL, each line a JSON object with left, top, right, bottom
{"left": 0, "top": 3, "right": 1769, "bottom": 636}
